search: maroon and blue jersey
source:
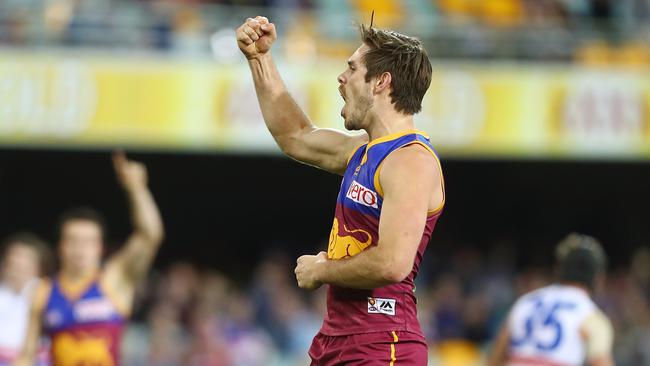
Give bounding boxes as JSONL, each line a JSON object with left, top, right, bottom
{"left": 42, "top": 275, "right": 126, "bottom": 366}
{"left": 322, "top": 129, "right": 445, "bottom": 336}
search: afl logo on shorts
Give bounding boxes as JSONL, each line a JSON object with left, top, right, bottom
{"left": 346, "top": 180, "right": 379, "bottom": 209}
{"left": 367, "top": 297, "right": 396, "bottom": 316}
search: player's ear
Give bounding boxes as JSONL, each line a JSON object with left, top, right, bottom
{"left": 373, "top": 72, "right": 392, "bottom": 95}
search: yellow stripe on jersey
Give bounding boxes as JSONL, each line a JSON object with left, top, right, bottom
{"left": 372, "top": 140, "right": 445, "bottom": 216}
{"left": 346, "top": 143, "right": 367, "bottom": 166}
{"left": 366, "top": 129, "right": 430, "bottom": 150}
{"left": 390, "top": 330, "right": 399, "bottom": 366}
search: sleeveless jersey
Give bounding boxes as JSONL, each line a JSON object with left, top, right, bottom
{"left": 507, "top": 284, "right": 600, "bottom": 366}
{"left": 42, "top": 275, "right": 126, "bottom": 366}
{"left": 0, "top": 281, "right": 36, "bottom": 365}
{"left": 321, "top": 129, "right": 444, "bottom": 336}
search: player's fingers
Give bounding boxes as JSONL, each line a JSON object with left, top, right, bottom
{"left": 113, "top": 149, "right": 126, "bottom": 161}
{"left": 237, "top": 35, "right": 253, "bottom": 45}
{"left": 242, "top": 26, "right": 259, "bottom": 41}
{"left": 246, "top": 18, "right": 263, "bottom": 36}
{"left": 260, "top": 22, "right": 276, "bottom": 36}
{"left": 255, "top": 16, "right": 269, "bottom": 25}
{"left": 236, "top": 26, "right": 254, "bottom": 45}
{"left": 237, "top": 32, "right": 256, "bottom": 45}
{"left": 112, "top": 150, "right": 126, "bottom": 169}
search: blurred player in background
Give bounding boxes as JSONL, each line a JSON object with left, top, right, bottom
{"left": 488, "top": 233, "right": 615, "bottom": 366}
{"left": 14, "top": 152, "right": 164, "bottom": 366}
{"left": 237, "top": 15, "right": 444, "bottom": 365}
{"left": 0, "top": 233, "right": 51, "bottom": 366}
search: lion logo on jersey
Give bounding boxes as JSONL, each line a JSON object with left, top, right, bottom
{"left": 328, "top": 218, "right": 373, "bottom": 260}
{"left": 52, "top": 333, "right": 114, "bottom": 366}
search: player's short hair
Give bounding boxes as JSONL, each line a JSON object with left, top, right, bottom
{"left": 555, "top": 233, "right": 607, "bottom": 290}
{"left": 56, "top": 207, "right": 107, "bottom": 242}
{"left": 359, "top": 24, "right": 432, "bottom": 115}
{"left": 1, "top": 232, "right": 54, "bottom": 276}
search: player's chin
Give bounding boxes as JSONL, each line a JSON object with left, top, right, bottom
{"left": 344, "top": 119, "right": 361, "bottom": 131}
{"left": 341, "top": 111, "right": 350, "bottom": 127}
{"left": 343, "top": 118, "right": 353, "bottom": 130}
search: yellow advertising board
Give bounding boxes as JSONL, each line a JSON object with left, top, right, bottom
{"left": 1, "top": 53, "right": 649, "bottom": 158}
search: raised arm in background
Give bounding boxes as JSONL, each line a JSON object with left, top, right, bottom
{"left": 102, "top": 151, "right": 164, "bottom": 312}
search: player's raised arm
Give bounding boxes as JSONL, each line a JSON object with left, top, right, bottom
{"left": 236, "top": 16, "right": 367, "bottom": 175}
{"left": 104, "top": 152, "right": 164, "bottom": 290}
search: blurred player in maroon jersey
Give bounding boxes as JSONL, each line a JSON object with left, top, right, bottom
{"left": 15, "top": 152, "right": 164, "bottom": 366}
{"left": 237, "top": 15, "right": 444, "bottom": 365}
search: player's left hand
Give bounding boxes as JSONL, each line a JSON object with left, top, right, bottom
{"left": 295, "top": 251, "right": 327, "bottom": 291}
{"left": 113, "top": 150, "right": 148, "bottom": 191}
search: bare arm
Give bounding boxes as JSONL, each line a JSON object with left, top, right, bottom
{"left": 237, "top": 16, "right": 367, "bottom": 175}
{"left": 104, "top": 152, "right": 164, "bottom": 296}
{"left": 589, "top": 356, "right": 615, "bottom": 366}
{"left": 13, "top": 281, "right": 50, "bottom": 366}
{"left": 487, "top": 322, "right": 511, "bottom": 366}
{"left": 583, "top": 311, "right": 616, "bottom": 366}
{"left": 295, "top": 145, "right": 440, "bottom": 289}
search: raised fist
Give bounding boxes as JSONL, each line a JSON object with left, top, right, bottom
{"left": 113, "top": 151, "right": 148, "bottom": 191}
{"left": 236, "top": 16, "right": 277, "bottom": 60}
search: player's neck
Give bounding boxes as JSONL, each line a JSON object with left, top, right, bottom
{"left": 558, "top": 281, "right": 591, "bottom": 294}
{"left": 60, "top": 266, "right": 99, "bottom": 283}
{"left": 365, "top": 110, "right": 415, "bottom": 142}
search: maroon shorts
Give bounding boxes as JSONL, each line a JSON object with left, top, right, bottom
{"left": 309, "top": 331, "right": 428, "bottom": 366}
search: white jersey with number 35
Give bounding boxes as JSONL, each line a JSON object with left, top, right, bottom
{"left": 507, "top": 284, "right": 612, "bottom": 366}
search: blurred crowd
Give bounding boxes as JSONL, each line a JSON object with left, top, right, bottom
{"left": 120, "top": 244, "right": 650, "bottom": 366}
{"left": 122, "top": 256, "right": 323, "bottom": 366}
{"left": 0, "top": 0, "right": 649, "bottom": 62}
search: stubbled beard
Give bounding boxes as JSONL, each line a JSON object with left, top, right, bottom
{"left": 344, "top": 94, "right": 373, "bottom": 130}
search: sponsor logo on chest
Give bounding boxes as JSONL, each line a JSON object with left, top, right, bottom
{"left": 74, "top": 298, "right": 116, "bottom": 322}
{"left": 346, "top": 180, "right": 379, "bottom": 209}
{"left": 367, "top": 297, "right": 396, "bottom": 316}
{"left": 45, "top": 298, "right": 116, "bottom": 328}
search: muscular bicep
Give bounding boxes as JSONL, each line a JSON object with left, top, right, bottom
{"left": 248, "top": 54, "right": 366, "bottom": 174}
{"left": 100, "top": 235, "right": 156, "bottom": 315}
{"left": 106, "top": 234, "right": 158, "bottom": 285}
{"left": 376, "top": 146, "right": 439, "bottom": 280}
{"left": 284, "top": 127, "right": 367, "bottom": 175}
